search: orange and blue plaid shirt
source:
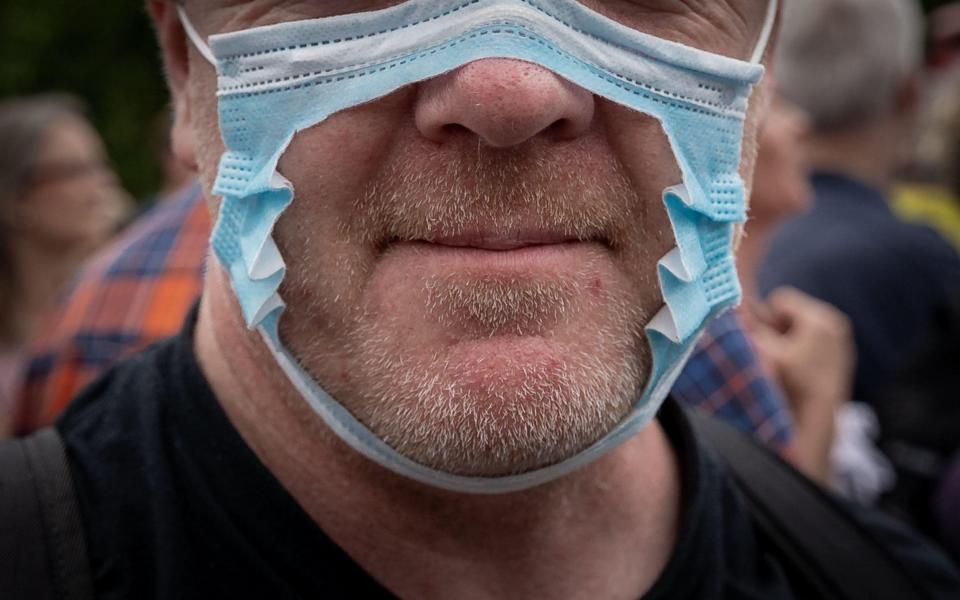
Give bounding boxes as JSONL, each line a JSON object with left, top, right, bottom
{"left": 13, "top": 184, "right": 793, "bottom": 453}
{"left": 672, "top": 310, "right": 794, "bottom": 452}
{"left": 12, "top": 185, "right": 210, "bottom": 434}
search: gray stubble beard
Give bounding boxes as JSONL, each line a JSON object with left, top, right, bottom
{"left": 287, "top": 265, "right": 652, "bottom": 477}
{"left": 277, "top": 147, "right": 661, "bottom": 477}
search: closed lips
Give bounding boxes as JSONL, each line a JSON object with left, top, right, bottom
{"left": 425, "top": 233, "right": 585, "bottom": 251}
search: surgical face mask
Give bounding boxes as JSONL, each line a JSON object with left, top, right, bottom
{"left": 179, "top": 0, "right": 777, "bottom": 494}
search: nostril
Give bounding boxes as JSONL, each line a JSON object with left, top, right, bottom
{"left": 546, "top": 118, "right": 578, "bottom": 140}
{"left": 420, "top": 122, "right": 477, "bottom": 144}
{"left": 440, "top": 122, "right": 471, "bottom": 139}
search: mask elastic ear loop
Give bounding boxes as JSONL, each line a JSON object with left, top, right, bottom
{"left": 750, "top": 0, "right": 779, "bottom": 64}
{"left": 177, "top": 5, "right": 217, "bottom": 66}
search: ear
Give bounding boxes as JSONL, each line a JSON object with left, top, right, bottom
{"left": 149, "top": 0, "right": 198, "bottom": 172}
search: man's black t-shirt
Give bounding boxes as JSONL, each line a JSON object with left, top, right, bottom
{"left": 56, "top": 316, "right": 960, "bottom": 599}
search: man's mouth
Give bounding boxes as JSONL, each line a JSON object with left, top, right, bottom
{"left": 377, "top": 225, "right": 613, "bottom": 255}
{"left": 424, "top": 232, "right": 587, "bottom": 251}
{"left": 377, "top": 233, "right": 611, "bottom": 279}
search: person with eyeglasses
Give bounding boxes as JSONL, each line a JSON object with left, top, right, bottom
{"left": 0, "top": 95, "right": 131, "bottom": 436}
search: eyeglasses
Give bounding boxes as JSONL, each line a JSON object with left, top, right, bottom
{"left": 20, "top": 159, "right": 110, "bottom": 190}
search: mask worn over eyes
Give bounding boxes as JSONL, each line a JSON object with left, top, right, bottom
{"left": 180, "top": 0, "right": 777, "bottom": 494}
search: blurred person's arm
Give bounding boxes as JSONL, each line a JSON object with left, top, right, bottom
{"left": 747, "top": 287, "right": 855, "bottom": 483}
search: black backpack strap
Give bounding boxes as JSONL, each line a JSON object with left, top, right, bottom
{"left": 0, "top": 427, "right": 93, "bottom": 600}
{"left": 690, "top": 411, "right": 929, "bottom": 600}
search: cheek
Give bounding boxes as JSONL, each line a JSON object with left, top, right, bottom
{"left": 271, "top": 91, "right": 417, "bottom": 322}
{"left": 276, "top": 87, "right": 416, "bottom": 218}
{"left": 597, "top": 100, "right": 681, "bottom": 257}
{"left": 279, "top": 122, "right": 394, "bottom": 210}
{"left": 600, "top": 101, "right": 682, "bottom": 185}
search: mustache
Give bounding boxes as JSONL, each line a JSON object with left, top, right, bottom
{"left": 344, "top": 147, "right": 645, "bottom": 250}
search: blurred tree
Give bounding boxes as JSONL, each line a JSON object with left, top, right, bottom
{"left": 0, "top": 1, "right": 168, "bottom": 200}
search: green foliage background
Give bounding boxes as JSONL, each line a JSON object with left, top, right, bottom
{"left": 0, "top": 1, "right": 954, "bottom": 200}
{"left": 0, "top": 1, "right": 167, "bottom": 199}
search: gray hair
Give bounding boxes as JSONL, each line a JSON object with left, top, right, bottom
{"left": 776, "top": 0, "right": 925, "bottom": 131}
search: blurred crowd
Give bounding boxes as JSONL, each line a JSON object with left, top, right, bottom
{"left": 1, "top": 0, "right": 960, "bottom": 567}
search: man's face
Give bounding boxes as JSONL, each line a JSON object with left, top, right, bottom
{"left": 179, "top": 0, "right": 771, "bottom": 477}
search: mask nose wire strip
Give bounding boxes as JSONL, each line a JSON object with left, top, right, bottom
{"left": 177, "top": 6, "right": 217, "bottom": 66}
{"left": 751, "top": 0, "right": 779, "bottom": 64}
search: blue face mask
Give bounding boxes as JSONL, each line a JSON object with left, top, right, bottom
{"left": 180, "top": 0, "right": 777, "bottom": 494}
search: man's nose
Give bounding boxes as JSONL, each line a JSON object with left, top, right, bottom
{"left": 415, "top": 59, "right": 595, "bottom": 148}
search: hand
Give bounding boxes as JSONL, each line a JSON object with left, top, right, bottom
{"left": 746, "top": 287, "right": 856, "bottom": 482}
{"left": 749, "top": 287, "right": 855, "bottom": 406}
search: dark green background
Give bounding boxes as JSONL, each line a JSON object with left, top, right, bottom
{"left": 0, "top": 2, "right": 166, "bottom": 199}
{"left": 0, "top": 0, "right": 953, "bottom": 200}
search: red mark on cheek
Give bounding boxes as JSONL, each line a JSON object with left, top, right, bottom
{"left": 340, "top": 370, "right": 351, "bottom": 383}
{"left": 589, "top": 277, "right": 603, "bottom": 298}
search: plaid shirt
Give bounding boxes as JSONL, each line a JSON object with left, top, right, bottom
{"left": 13, "top": 185, "right": 793, "bottom": 453}
{"left": 671, "top": 310, "right": 794, "bottom": 451}
{"left": 12, "top": 185, "right": 210, "bottom": 434}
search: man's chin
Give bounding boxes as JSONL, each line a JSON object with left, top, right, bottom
{"left": 335, "top": 329, "right": 647, "bottom": 477}
{"left": 280, "top": 255, "right": 653, "bottom": 476}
